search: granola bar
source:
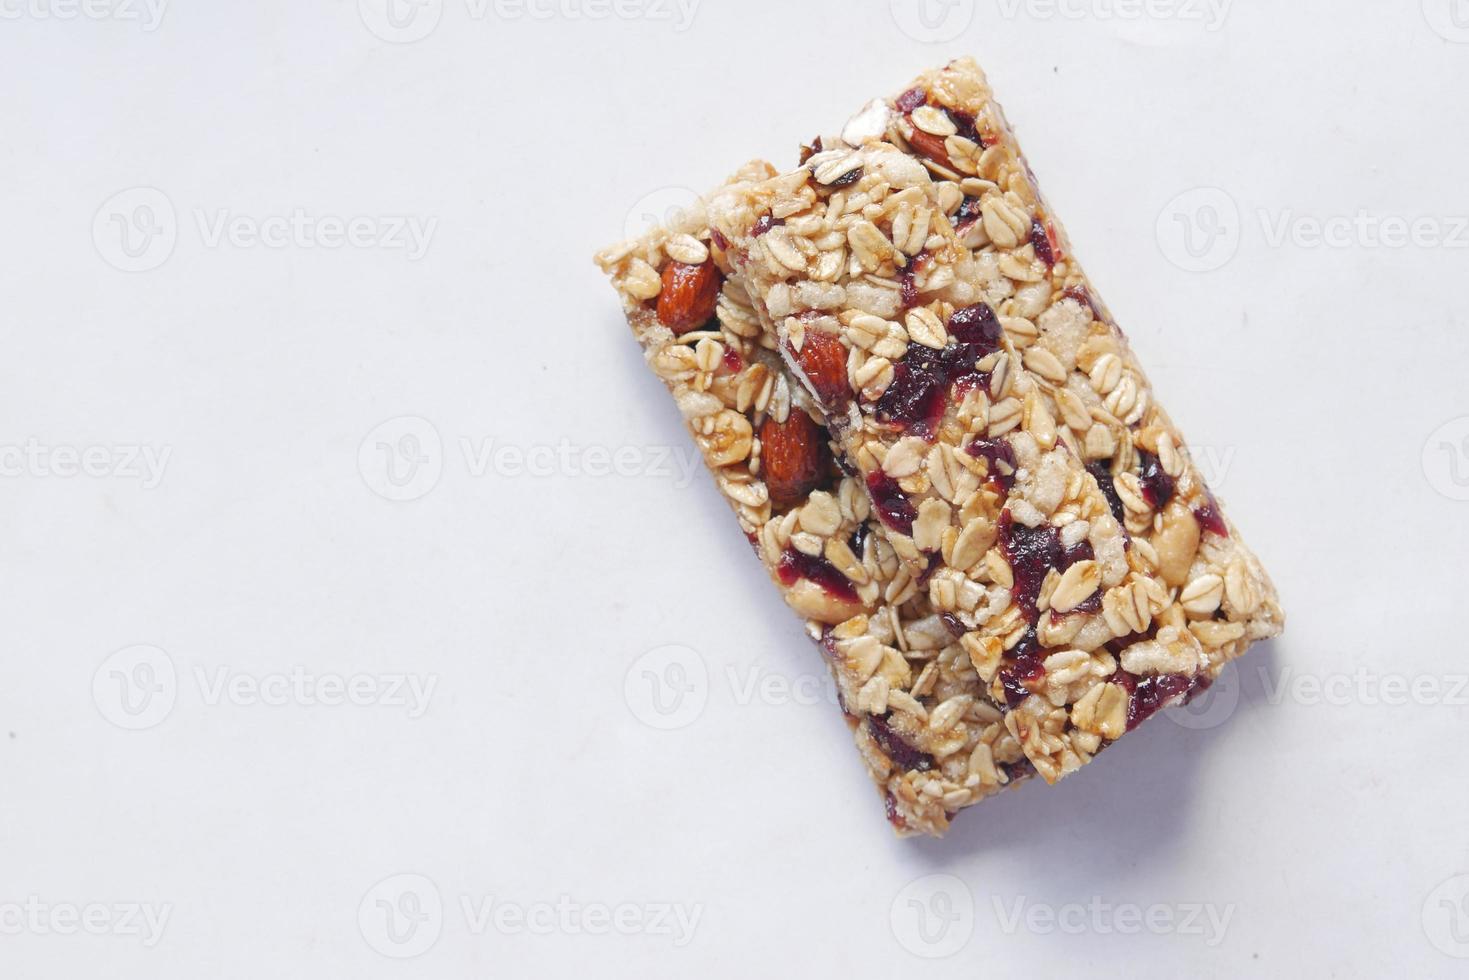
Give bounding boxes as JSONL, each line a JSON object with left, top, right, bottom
{"left": 706, "top": 59, "right": 1285, "bottom": 791}
{"left": 596, "top": 168, "right": 1034, "bottom": 837}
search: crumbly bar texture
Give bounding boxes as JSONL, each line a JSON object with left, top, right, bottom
{"left": 706, "top": 59, "right": 1285, "bottom": 794}
{"left": 596, "top": 165, "right": 1034, "bottom": 837}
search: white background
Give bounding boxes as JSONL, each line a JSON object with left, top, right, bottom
{"left": 2, "top": 1, "right": 1468, "bottom": 976}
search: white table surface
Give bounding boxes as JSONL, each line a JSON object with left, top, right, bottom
{"left": 3, "top": 2, "right": 1468, "bottom": 976}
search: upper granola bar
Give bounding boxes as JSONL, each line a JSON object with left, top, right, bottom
{"left": 596, "top": 165, "right": 1034, "bottom": 836}
{"left": 706, "top": 58, "right": 1285, "bottom": 788}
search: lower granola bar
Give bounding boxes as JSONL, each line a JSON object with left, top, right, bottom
{"left": 597, "top": 168, "right": 1033, "bottom": 836}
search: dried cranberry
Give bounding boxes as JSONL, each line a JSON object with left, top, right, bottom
{"left": 867, "top": 471, "right": 917, "bottom": 536}
{"left": 1115, "top": 671, "right": 1194, "bottom": 732}
{"left": 947, "top": 302, "right": 1002, "bottom": 351}
{"left": 1194, "top": 491, "right": 1229, "bottom": 538}
{"left": 1030, "top": 218, "right": 1055, "bottom": 267}
{"left": 710, "top": 228, "right": 730, "bottom": 251}
{"left": 1137, "top": 450, "right": 1176, "bottom": 509}
{"left": 966, "top": 437, "right": 1017, "bottom": 491}
{"left": 899, "top": 269, "right": 919, "bottom": 309}
{"left": 751, "top": 215, "right": 783, "bottom": 238}
{"left": 946, "top": 108, "right": 982, "bottom": 145}
{"left": 1087, "top": 460, "right": 1125, "bottom": 521}
{"left": 1105, "top": 623, "right": 1160, "bottom": 659}
{"left": 777, "top": 548, "right": 859, "bottom": 604}
{"left": 999, "top": 512, "right": 1062, "bottom": 620}
{"left": 997, "top": 626, "right": 1045, "bottom": 706}
{"left": 874, "top": 303, "right": 1000, "bottom": 436}
{"left": 721, "top": 347, "right": 744, "bottom": 374}
{"left": 868, "top": 714, "right": 935, "bottom": 773}
{"left": 848, "top": 522, "right": 870, "bottom": 558}
{"left": 896, "top": 87, "right": 927, "bottom": 113}
{"left": 1061, "top": 539, "right": 1095, "bottom": 569}
{"left": 873, "top": 346, "right": 956, "bottom": 436}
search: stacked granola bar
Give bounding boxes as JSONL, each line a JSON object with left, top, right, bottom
{"left": 596, "top": 58, "right": 1283, "bottom": 838}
